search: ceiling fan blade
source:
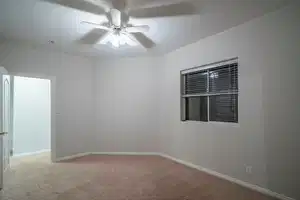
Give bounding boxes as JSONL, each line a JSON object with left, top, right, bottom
{"left": 81, "top": 21, "right": 110, "bottom": 30}
{"left": 125, "top": 25, "right": 150, "bottom": 33}
{"left": 129, "top": 32, "right": 155, "bottom": 49}
{"left": 78, "top": 29, "right": 110, "bottom": 45}
{"left": 41, "top": 0, "right": 110, "bottom": 15}
{"left": 128, "top": 2, "right": 197, "bottom": 18}
{"left": 127, "top": 0, "right": 192, "bottom": 10}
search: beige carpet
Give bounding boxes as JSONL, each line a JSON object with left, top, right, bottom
{"left": 0, "top": 153, "right": 277, "bottom": 200}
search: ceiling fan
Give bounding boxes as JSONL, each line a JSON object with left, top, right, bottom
{"left": 42, "top": 0, "right": 198, "bottom": 49}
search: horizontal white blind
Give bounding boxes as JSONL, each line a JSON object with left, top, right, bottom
{"left": 185, "top": 71, "right": 207, "bottom": 94}
{"left": 209, "top": 94, "right": 238, "bottom": 122}
{"left": 209, "top": 63, "right": 238, "bottom": 93}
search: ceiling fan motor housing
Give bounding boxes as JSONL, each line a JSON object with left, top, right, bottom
{"left": 108, "top": 8, "right": 129, "bottom": 28}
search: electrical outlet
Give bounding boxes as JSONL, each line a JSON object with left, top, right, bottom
{"left": 248, "top": 166, "right": 252, "bottom": 174}
{"left": 245, "top": 165, "right": 252, "bottom": 174}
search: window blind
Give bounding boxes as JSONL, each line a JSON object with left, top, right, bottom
{"left": 209, "top": 94, "right": 238, "bottom": 122}
{"left": 209, "top": 63, "right": 238, "bottom": 93}
{"left": 181, "top": 58, "right": 238, "bottom": 123}
{"left": 185, "top": 71, "right": 207, "bottom": 94}
{"left": 208, "top": 63, "right": 238, "bottom": 122}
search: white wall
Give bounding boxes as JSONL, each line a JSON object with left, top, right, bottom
{"left": 160, "top": 2, "right": 300, "bottom": 199}
{"left": 260, "top": 3, "right": 300, "bottom": 198}
{"left": 13, "top": 76, "right": 50, "bottom": 155}
{"left": 93, "top": 57, "right": 162, "bottom": 152}
{"left": 0, "top": 42, "right": 96, "bottom": 158}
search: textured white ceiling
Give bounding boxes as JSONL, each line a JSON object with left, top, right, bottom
{"left": 0, "top": 0, "right": 292, "bottom": 57}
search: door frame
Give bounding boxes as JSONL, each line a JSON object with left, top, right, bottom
{"left": 0, "top": 67, "right": 10, "bottom": 189}
{"left": 10, "top": 73, "right": 57, "bottom": 162}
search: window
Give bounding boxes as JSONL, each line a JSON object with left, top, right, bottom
{"left": 181, "top": 59, "right": 238, "bottom": 123}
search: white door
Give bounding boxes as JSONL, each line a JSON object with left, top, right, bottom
{"left": 0, "top": 69, "right": 11, "bottom": 190}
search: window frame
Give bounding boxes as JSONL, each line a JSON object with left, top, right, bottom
{"left": 180, "top": 58, "right": 239, "bottom": 123}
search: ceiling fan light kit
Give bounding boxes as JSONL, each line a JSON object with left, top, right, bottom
{"left": 43, "top": 0, "right": 197, "bottom": 49}
{"left": 101, "top": 30, "right": 138, "bottom": 48}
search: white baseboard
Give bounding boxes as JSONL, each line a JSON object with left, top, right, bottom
{"left": 13, "top": 149, "right": 50, "bottom": 158}
{"left": 55, "top": 152, "right": 91, "bottom": 162}
{"left": 158, "top": 153, "right": 295, "bottom": 200}
{"left": 55, "top": 152, "right": 159, "bottom": 162}
{"left": 91, "top": 152, "right": 159, "bottom": 156}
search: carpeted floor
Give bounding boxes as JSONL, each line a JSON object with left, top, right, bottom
{"left": 0, "top": 153, "right": 277, "bottom": 200}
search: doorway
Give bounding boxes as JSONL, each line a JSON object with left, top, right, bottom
{"left": 12, "top": 76, "right": 51, "bottom": 158}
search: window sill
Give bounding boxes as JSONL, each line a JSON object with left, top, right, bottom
{"left": 181, "top": 120, "right": 240, "bottom": 128}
